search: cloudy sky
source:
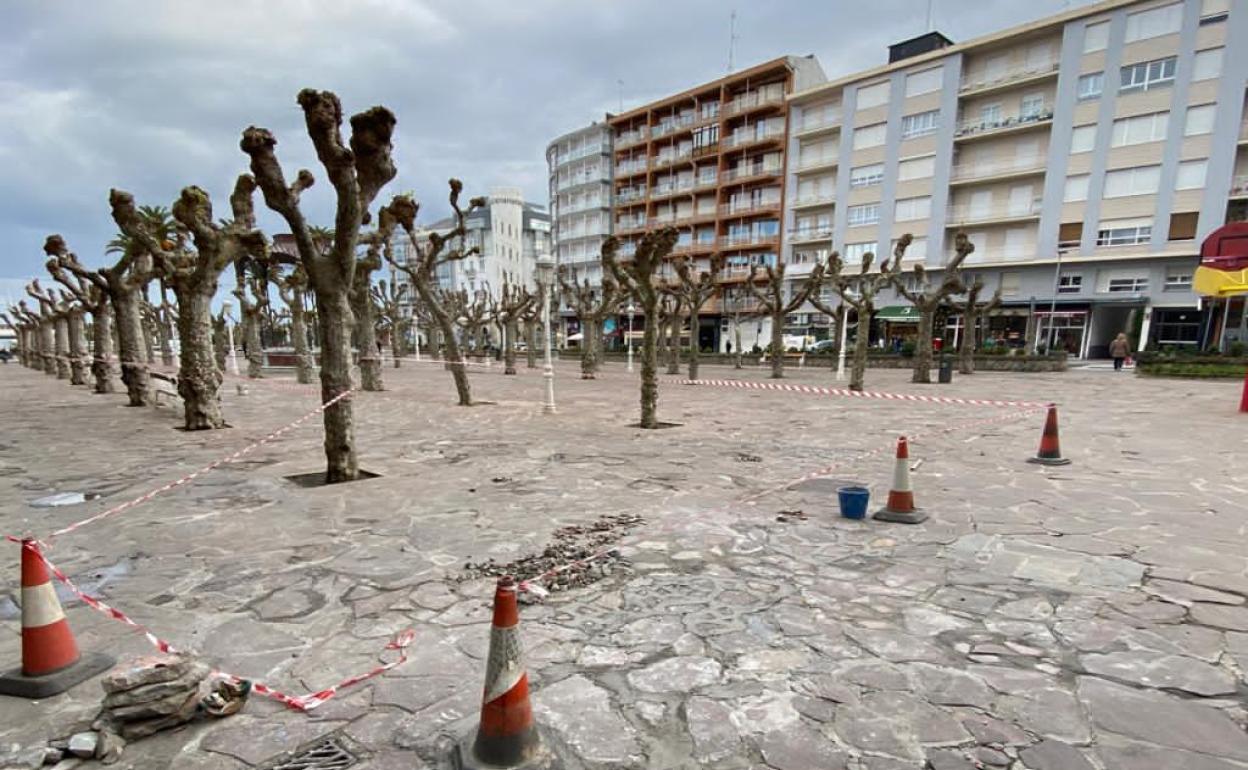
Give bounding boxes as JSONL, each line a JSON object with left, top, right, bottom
{"left": 0, "top": 0, "right": 1091, "bottom": 298}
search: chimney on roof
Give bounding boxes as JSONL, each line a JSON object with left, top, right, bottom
{"left": 888, "top": 31, "right": 954, "bottom": 64}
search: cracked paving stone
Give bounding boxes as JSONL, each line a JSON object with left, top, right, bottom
{"left": 1144, "top": 579, "right": 1245, "bottom": 607}
{"left": 1079, "top": 650, "right": 1237, "bottom": 696}
{"left": 905, "top": 662, "right": 993, "bottom": 707}
{"left": 1080, "top": 677, "right": 1248, "bottom": 761}
{"left": 1189, "top": 603, "right": 1248, "bottom": 632}
{"left": 996, "top": 687, "right": 1090, "bottom": 744}
{"left": 533, "top": 675, "right": 643, "bottom": 767}
{"left": 756, "top": 725, "right": 848, "bottom": 769}
{"left": 843, "top": 626, "right": 945, "bottom": 662}
{"left": 926, "top": 749, "right": 978, "bottom": 769}
{"left": 627, "top": 656, "right": 722, "bottom": 693}
{"left": 686, "top": 696, "right": 740, "bottom": 763}
{"left": 611, "top": 615, "right": 686, "bottom": 646}
{"left": 199, "top": 716, "right": 347, "bottom": 766}
{"left": 1097, "top": 738, "right": 1248, "bottom": 770}
{"left": 1018, "top": 738, "right": 1097, "bottom": 770}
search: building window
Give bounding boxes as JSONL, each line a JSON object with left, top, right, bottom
{"left": 1104, "top": 165, "right": 1161, "bottom": 198}
{"left": 1175, "top": 160, "right": 1207, "bottom": 190}
{"left": 852, "top": 122, "right": 887, "bottom": 150}
{"left": 894, "top": 237, "right": 927, "bottom": 260}
{"left": 901, "top": 109, "right": 940, "bottom": 139}
{"left": 1125, "top": 3, "right": 1183, "bottom": 42}
{"left": 700, "top": 100, "right": 720, "bottom": 120}
{"left": 1107, "top": 276, "right": 1149, "bottom": 292}
{"left": 898, "top": 155, "right": 935, "bottom": 181}
{"left": 1020, "top": 93, "right": 1046, "bottom": 119}
{"left": 1064, "top": 174, "right": 1090, "bottom": 202}
{"left": 1165, "top": 268, "right": 1194, "bottom": 289}
{"left": 894, "top": 196, "right": 932, "bottom": 222}
{"left": 843, "top": 241, "right": 878, "bottom": 262}
{"left": 1058, "top": 274, "right": 1083, "bottom": 294}
{"left": 1000, "top": 272, "right": 1021, "bottom": 297}
{"left": 1096, "top": 218, "right": 1153, "bottom": 246}
{"left": 1184, "top": 104, "right": 1216, "bottom": 136}
{"left": 692, "top": 124, "right": 719, "bottom": 151}
{"left": 1084, "top": 20, "right": 1110, "bottom": 52}
{"left": 1201, "top": 0, "right": 1230, "bottom": 23}
{"left": 1077, "top": 72, "right": 1104, "bottom": 101}
{"left": 1192, "top": 48, "right": 1224, "bottom": 81}
{"left": 1071, "top": 124, "right": 1097, "bottom": 153}
{"left": 905, "top": 67, "right": 943, "bottom": 97}
{"left": 1120, "top": 56, "right": 1177, "bottom": 93}
{"left": 849, "top": 163, "right": 885, "bottom": 188}
{"left": 1168, "top": 211, "right": 1198, "bottom": 241}
{"left": 1058, "top": 222, "right": 1082, "bottom": 249}
{"left": 857, "top": 81, "right": 891, "bottom": 110}
{"left": 847, "top": 203, "right": 881, "bottom": 227}
{"left": 1111, "top": 111, "right": 1169, "bottom": 147}
{"left": 980, "top": 102, "right": 1003, "bottom": 125}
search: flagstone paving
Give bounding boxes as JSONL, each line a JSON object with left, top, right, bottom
{"left": 0, "top": 358, "right": 1245, "bottom": 769}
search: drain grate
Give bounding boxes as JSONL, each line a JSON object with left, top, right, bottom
{"left": 264, "top": 736, "right": 358, "bottom": 770}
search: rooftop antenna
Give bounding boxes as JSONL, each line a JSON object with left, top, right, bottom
{"left": 925, "top": 0, "right": 935, "bottom": 32}
{"left": 727, "top": 10, "right": 738, "bottom": 73}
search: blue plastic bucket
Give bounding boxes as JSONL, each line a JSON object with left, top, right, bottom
{"left": 837, "top": 486, "right": 870, "bottom": 519}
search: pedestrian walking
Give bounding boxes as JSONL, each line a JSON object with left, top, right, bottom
{"left": 1109, "top": 332, "right": 1130, "bottom": 371}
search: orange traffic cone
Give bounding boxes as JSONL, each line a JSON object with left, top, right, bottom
{"left": 1239, "top": 370, "right": 1248, "bottom": 413}
{"left": 1028, "top": 405, "right": 1071, "bottom": 466}
{"left": 456, "top": 576, "right": 556, "bottom": 769}
{"left": 0, "top": 539, "right": 113, "bottom": 698}
{"left": 874, "top": 436, "right": 928, "bottom": 524}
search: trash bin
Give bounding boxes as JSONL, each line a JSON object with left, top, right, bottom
{"left": 938, "top": 358, "right": 953, "bottom": 383}
{"left": 837, "top": 486, "right": 870, "bottom": 519}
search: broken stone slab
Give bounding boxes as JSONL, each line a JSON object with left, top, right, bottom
{"left": 102, "top": 662, "right": 210, "bottom": 708}
{"left": 626, "top": 656, "right": 721, "bottom": 693}
{"left": 756, "top": 725, "right": 848, "bottom": 769}
{"left": 686, "top": 696, "right": 739, "bottom": 763}
{"left": 1190, "top": 603, "right": 1248, "bottom": 632}
{"left": 107, "top": 688, "right": 202, "bottom": 722}
{"left": 531, "top": 675, "right": 642, "bottom": 767}
{"left": 1079, "top": 650, "right": 1237, "bottom": 696}
{"left": 101, "top": 653, "right": 197, "bottom": 694}
{"left": 1079, "top": 676, "right": 1248, "bottom": 760}
{"left": 95, "top": 731, "right": 125, "bottom": 765}
{"left": 1018, "top": 738, "right": 1097, "bottom": 770}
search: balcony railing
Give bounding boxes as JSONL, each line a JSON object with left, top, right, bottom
{"left": 1230, "top": 175, "right": 1248, "bottom": 197}
{"left": 694, "top": 174, "right": 719, "bottom": 190}
{"left": 651, "top": 179, "right": 696, "bottom": 198}
{"left": 652, "top": 114, "right": 697, "bottom": 139}
{"left": 671, "top": 240, "right": 716, "bottom": 255}
{"left": 651, "top": 149, "right": 694, "bottom": 169}
{"left": 722, "top": 126, "right": 786, "bottom": 149}
{"left": 560, "top": 199, "right": 606, "bottom": 214}
{"left": 615, "top": 159, "right": 649, "bottom": 176}
{"left": 615, "top": 127, "right": 649, "bottom": 148}
{"left": 557, "top": 173, "right": 605, "bottom": 191}
{"left": 955, "top": 107, "right": 1054, "bottom": 139}
{"left": 616, "top": 218, "right": 647, "bottom": 232}
{"left": 723, "top": 163, "right": 784, "bottom": 183}
{"left": 796, "top": 153, "right": 838, "bottom": 171}
{"left": 946, "top": 198, "right": 1042, "bottom": 225}
{"left": 556, "top": 144, "right": 605, "bottom": 166}
{"left": 725, "top": 91, "right": 785, "bottom": 116}
{"left": 796, "top": 112, "right": 842, "bottom": 135}
{"left": 720, "top": 199, "right": 781, "bottom": 216}
{"left": 951, "top": 153, "right": 1047, "bottom": 181}
{"left": 960, "top": 58, "right": 1060, "bottom": 93}
{"left": 614, "top": 187, "right": 647, "bottom": 204}
{"left": 792, "top": 192, "right": 835, "bottom": 207}
{"left": 787, "top": 227, "right": 834, "bottom": 242}
{"left": 721, "top": 232, "right": 781, "bottom": 248}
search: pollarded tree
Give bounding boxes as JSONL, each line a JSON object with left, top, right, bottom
{"left": 666, "top": 253, "right": 723, "bottom": 381}
{"left": 379, "top": 184, "right": 484, "bottom": 407}
{"left": 277, "top": 262, "right": 316, "bottom": 383}
{"left": 13, "top": 302, "right": 45, "bottom": 370}
{"left": 494, "top": 279, "right": 533, "bottom": 376}
{"left": 242, "top": 89, "right": 397, "bottom": 483}
{"left": 27, "top": 281, "right": 68, "bottom": 379}
{"left": 370, "top": 278, "right": 408, "bottom": 369}
{"left": 604, "top": 228, "right": 679, "bottom": 429}
{"left": 456, "top": 288, "right": 492, "bottom": 357}
{"left": 59, "top": 290, "right": 88, "bottom": 386}
{"left": 232, "top": 254, "right": 272, "bottom": 378}
{"left": 558, "top": 252, "right": 620, "bottom": 379}
{"left": 742, "top": 260, "right": 826, "bottom": 379}
{"left": 518, "top": 292, "right": 542, "bottom": 369}
{"left": 110, "top": 179, "right": 264, "bottom": 430}
{"left": 658, "top": 292, "right": 684, "bottom": 376}
{"left": 826, "top": 238, "right": 908, "bottom": 392}
{"left": 352, "top": 235, "right": 385, "bottom": 389}
{"left": 948, "top": 272, "right": 1002, "bottom": 375}
{"left": 896, "top": 233, "right": 972, "bottom": 384}
{"left": 46, "top": 243, "right": 115, "bottom": 392}
{"left": 0, "top": 310, "right": 25, "bottom": 367}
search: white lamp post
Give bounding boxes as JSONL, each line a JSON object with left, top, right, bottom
{"left": 221, "top": 299, "right": 240, "bottom": 376}
{"left": 535, "top": 254, "right": 557, "bottom": 414}
{"left": 836, "top": 291, "right": 859, "bottom": 382}
{"left": 627, "top": 302, "right": 635, "bottom": 373}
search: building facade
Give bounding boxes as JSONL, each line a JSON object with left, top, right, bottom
{"left": 783, "top": 0, "right": 1244, "bottom": 357}
{"left": 547, "top": 122, "right": 613, "bottom": 286}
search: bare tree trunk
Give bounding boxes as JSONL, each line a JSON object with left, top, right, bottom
{"left": 67, "top": 310, "right": 87, "bottom": 385}
{"left": 769, "top": 313, "right": 784, "bottom": 379}
{"left": 641, "top": 304, "right": 659, "bottom": 428}
{"left": 158, "top": 308, "right": 174, "bottom": 367}
{"left": 91, "top": 306, "right": 116, "bottom": 393}
{"left": 318, "top": 295, "right": 359, "bottom": 482}
{"left": 959, "top": 310, "right": 976, "bottom": 375}
{"left": 291, "top": 304, "right": 315, "bottom": 384}
{"left": 666, "top": 314, "right": 680, "bottom": 375}
{"left": 687, "top": 307, "right": 700, "bottom": 381}
{"left": 734, "top": 315, "right": 743, "bottom": 369}
{"left": 39, "top": 320, "right": 55, "bottom": 375}
{"left": 243, "top": 308, "right": 263, "bottom": 378}
{"left": 850, "top": 315, "right": 870, "bottom": 392}
{"left": 525, "top": 318, "right": 538, "bottom": 369}
{"left": 54, "top": 316, "right": 70, "bottom": 379}
{"left": 419, "top": 284, "right": 471, "bottom": 405}
{"left": 580, "top": 320, "right": 597, "bottom": 378}
{"left": 390, "top": 322, "right": 403, "bottom": 368}
{"left": 142, "top": 306, "right": 157, "bottom": 365}
{"left": 350, "top": 279, "right": 383, "bottom": 391}
{"left": 114, "top": 289, "right": 151, "bottom": 406}
{"left": 176, "top": 290, "right": 225, "bottom": 430}
{"left": 912, "top": 311, "right": 934, "bottom": 384}
{"left": 504, "top": 318, "right": 518, "bottom": 375}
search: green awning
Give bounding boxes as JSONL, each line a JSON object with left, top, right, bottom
{"left": 876, "top": 305, "right": 921, "bottom": 323}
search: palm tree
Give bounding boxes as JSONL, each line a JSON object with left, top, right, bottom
{"left": 106, "top": 206, "right": 176, "bottom": 255}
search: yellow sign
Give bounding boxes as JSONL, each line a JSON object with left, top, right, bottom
{"left": 1194, "top": 265, "right": 1248, "bottom": 297}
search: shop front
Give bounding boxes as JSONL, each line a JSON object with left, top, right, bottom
{"left": 876, "top": 305, "right": 921, "bottom": 351}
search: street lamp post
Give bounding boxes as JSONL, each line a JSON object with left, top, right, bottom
{"left": 627, "top": 303, "right": 635, "bottom": 373}
{"left": 836, "top": 293, "right": 859, "bottom": 382}
{"left": 221, "top": 299, "right": 240, "bottom": 377}
{"left": 535, "top": 254, "right": 557, "bottom": 414}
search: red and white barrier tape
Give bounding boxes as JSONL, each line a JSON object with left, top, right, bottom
{"left": 665, "top": 377, "right": 1051, "bottom": 409}
{"left": 46, "top": 388, "right": 353, "bottom": 539}
{"left": 2, "top": 537, "right": 411, "bottom": 711}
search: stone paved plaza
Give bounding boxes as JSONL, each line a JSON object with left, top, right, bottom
{"left": 0, "top": 358, "right": 1246, "bottom": 769}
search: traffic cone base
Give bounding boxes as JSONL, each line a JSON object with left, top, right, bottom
{"left": 1027, "top": 455, "right": 1071, "bottom": 467}
{"left": 874, "top": 506, "right": 929, "bottom": 524}
{"left": 0, "top": 652, "right": 114, "bottom": 699}
{"left": 873, "top": 436, "right": 929, "bottom": 525}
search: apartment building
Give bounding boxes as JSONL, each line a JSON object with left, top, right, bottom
{"left": 783, "top": 0, "right": 1244, "bottom": 357}
{"left": 608, "top": 56, "right": 826, "bottom": 352}
{"left": 546, "top": 122, "right": 614, "bottom": 286}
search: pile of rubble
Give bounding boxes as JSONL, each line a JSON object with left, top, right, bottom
{"left": 460, "top": 513, "right": 643, "bottom": 597}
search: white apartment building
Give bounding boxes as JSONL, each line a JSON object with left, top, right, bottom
{"left": 783, "top": 0, "right": 1244, "bottom": 357}
{"left": 546, "top": 122, "right": 613, "bottom": 286}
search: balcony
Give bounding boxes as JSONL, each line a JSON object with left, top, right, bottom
{"left": 721, "top": 232, "right": 781, "bottom": 249}
{"left": 556, "top": 144, "right": 605, "bottom": 167}
{"left": 694, "top": 174, "right": 719, "bottom": 190}
{"left": 650, "top": 178, "right": 696, "bottom": 200}
{"left": 557, "top": 173, "right": 606, "bottom": 192}
{"left": 950, "top": 153, "right": 1047, "bottom": 183}
{"left": 796, "top": 153, "right": 839, "bottom": 172}
{"left": 955, "top": 108, "right": 1054, "bottom": 140}
{"left": 791, "top": 192, "right": 835, "bottom": 209}
{"left": 560, "top": 199, "right": 606, "bottom": 215}
{"left": 722, "top": 126, "right": 786, "bottom": 150}
{"left": 652, "top": 114, "right": 697, "bottom": 139}
{"left": 614, "top": 187, "right": 647, "bottom": 205}
{"left": 1230, "top": 175, "right": 1248, "bottom": 198}
{"left": 723, "top": 163, "right": 784, "bottom": 184}
{"left": 960, "top": 58, "right": 1060, "bottom": 95}
{"left": 616, "top": 218, "right": 647, "bottom": 233}
{"left": 615, "top": 127, "right": 649, "bottom": 148}
{"left": 720, "top": 199, "right": 782, "bottom": 217}
{"left": 651, "top": 149, "right": 694, "bottom": 170}
{"left": 796, "top": 113, "right": 842, "bottom": 137}
{"left": 615, "top": 159, "right": 649, "bottom": 177}
{"left": 787, "top": 226, "right": 834, "bottom": 243}
{"left": 725, "top": 91, "right": 785, "bottom": 116}
{"left": 671, "top": 240, "right": 716, "bottom": 256}
{"left": 946, "top": 198, "right": 1042, "bottom": 226}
